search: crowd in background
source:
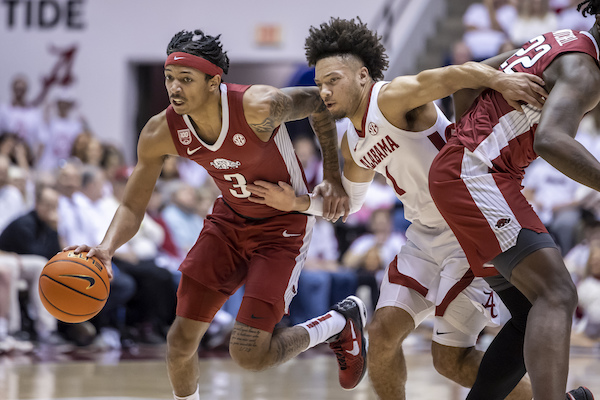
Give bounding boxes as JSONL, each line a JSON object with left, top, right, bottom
{"left": 1, "top": 0, "right": 600, "bottom": 355}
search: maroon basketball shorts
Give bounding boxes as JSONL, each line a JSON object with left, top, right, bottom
{"left": 176, "top": 198, "right": 315, "bottom": 332}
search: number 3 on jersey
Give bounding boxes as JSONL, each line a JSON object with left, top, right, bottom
{"left": 224, "top": 173, "right": 252, "bottom": 198}
{"left": 501, "top": 35, "right": 551, "bottom": 74}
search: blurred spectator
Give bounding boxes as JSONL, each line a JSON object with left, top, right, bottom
{"left": 509, "top": 0, "right": 557, "bottom": 47}
{"left": 288, "top": 217, "right": 358, "bottom": 325}
{"left": 522, "top": 158, "right": 582, "bottom": 254}
{"left": 55, "top": 161, "right": 135, "bottom": 349}
{"left": 565, "top": 223, "right": 600, "bottom": 341}
{"left": 0, "top": 75, "right": 46, "bottom": 163}
{"left": 556, "top": 0, "right": 596, "bottom": 30}
{"left": 101, "top": 143, "right": 126, "bottom": 185}
{"left": 160, "top": 182, "right": 206, "bottom": 255}
{"left": 81, "top": 135, "right": 105, "bottom": 168}
{"left": 293, "top": 135, "right": 323, "bottom": 191}
{"left": 0, "top": 133, "right": 34, "bottom": 171}
{"left": 70, "top": 131, "right": 92, "bottom": 162}
{"left": 37, "top": 88, "right": 87, "bottom": 171}
{"left": 159, "top": 155, "right": 181, "bottom": 183}
{"left": 74, "top": 166, "right": 173, "bottom": 344}
{"left": 341, "top": 208, "right": 406, "bottom": 313}
{"left": 0, "top": 186, "right": 61, "bottom": 344}
{"left": 462, "top": 0, "right": 517, "bottom": 61}
{"left": 110, "top": 168, "right": 177, "bottom": 336}
{"left": 0, "top": 155, "right": 26, "bottom": 233}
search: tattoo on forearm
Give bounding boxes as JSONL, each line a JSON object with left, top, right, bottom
{"left": 311, "top": 112, "right": 340, "bottom": 173}
{"left": 230, "top": 325, "right": 261, "bottom": 352}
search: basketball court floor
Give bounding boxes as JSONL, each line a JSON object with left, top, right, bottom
{"left": 1, "top": 330, "right": 599, "bottom": 400}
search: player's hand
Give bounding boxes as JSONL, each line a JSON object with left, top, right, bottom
{"left": 314, "top": 178, "right": 350, "bottom": 223}
{"left": 494, "top": 72, "right": 548, "bottom": 112}
{"left": 247, "top": 180, "right": 299, "bottom": 212}
{"left": 62, "top": 244, "right": 114, "bottom": 279}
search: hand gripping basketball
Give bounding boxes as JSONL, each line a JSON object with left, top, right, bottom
{"left": 38, "top": 251, "right": 110, "bottom": 323}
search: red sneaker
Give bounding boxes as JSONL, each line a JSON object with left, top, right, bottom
{"left": 327, "top": 295, "right": 367, "bottom": 390}
{"left": 567, "top": 387, "right": 594, "bottom": 400}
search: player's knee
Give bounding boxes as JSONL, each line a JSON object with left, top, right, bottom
{"left": 368, "top": 309, "right": 413, "bottom": 353}
{"left": 431, "top": 342, "right": 474, "bottom": 379}
{"left": 229, "top": 343, "right": 268, "bottom": 371}
{"left": 166, "top": 320, "right": 203, "bottom": 360}
{"left": 537, "top": 276, "right": 578, "bottom": 313}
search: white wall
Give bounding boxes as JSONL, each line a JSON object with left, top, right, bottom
{"left": 0, "top": 0, "right": 413, "bottom": 159}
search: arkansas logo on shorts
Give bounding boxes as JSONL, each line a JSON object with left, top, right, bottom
{"left": 177, "top": 129, "right": 192, "bottom": 145}
{"left": 495, "top": 217, "right": 511, "bottom": 229}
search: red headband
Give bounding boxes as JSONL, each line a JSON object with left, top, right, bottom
{"left": 164, "top": 52, "right": 224, "bottom": 76}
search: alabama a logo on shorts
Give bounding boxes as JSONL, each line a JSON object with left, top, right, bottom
{"left": 177, "top": 129, "right": 192, "bottom": 145}
{"left": 210, "top": 158, "right": 241, "bottom": 170}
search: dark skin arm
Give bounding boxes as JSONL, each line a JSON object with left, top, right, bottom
{"left": 534, "top": 52, "right": 600, "bottom": 190}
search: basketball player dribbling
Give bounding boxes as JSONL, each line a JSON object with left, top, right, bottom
{"left": 66, "top": 29, "right": 370, "bottom": 400}
{"left": 246, "top": 17, "right": 547, "bottom": 400}
{"left": 429, "top": 1, "right": 600, "bottom": 399}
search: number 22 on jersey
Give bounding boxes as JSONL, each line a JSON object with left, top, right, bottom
{"left": 501, "top": 35, "right": 551, "bottom": 74}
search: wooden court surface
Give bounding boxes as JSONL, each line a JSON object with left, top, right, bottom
{"left": 1, "top": 337, "right": 599, "bottom": 400}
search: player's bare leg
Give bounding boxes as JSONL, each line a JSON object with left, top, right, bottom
{"left": 432, "top": 343, "right": 533, "bottom": 400}
{"left": 166, "top": 317, "right": 210, "bottom": 399}
{"left": 228, "top": 323, "right": 310, "bottom": 370}
{"left": 367, "top": 307, "right": 415, "bottom": 400}
{"left": 229, "top": 296, "right": 367, "bottom": 390}
{"left": 510, "top": 248, "right": 577, "bottom": 400}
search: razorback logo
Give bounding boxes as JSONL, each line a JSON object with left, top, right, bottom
{"left": 495, "top": 218, "right": 511, "bottom": 229}
{"left": 210, "top": 158, "right": 241, "bottom": 170}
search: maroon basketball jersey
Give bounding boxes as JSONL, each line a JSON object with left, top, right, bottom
{"left": 166, "top": 83, "right": 308, "bottom": 219}
{"left": 455, "top": 29, "right": 599, "bottom": 179}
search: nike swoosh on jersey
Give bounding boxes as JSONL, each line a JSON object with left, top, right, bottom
{"left": 345, "top": 320, "right": 360, "bottom": 356}
{"left": 187, "top": 146, "right": 202, "bottom": 155}
{"left": 282, "top": 230, "right": 301, "bottom": 237}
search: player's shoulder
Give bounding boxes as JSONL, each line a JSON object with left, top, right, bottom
{"left": 138, "top": 109, "right": 176, "bottom": 156}
{"left": 142, "top": 109, "right": 169, "bottom": 137}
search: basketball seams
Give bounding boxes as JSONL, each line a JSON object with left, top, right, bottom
{"left": 38, "top": 286, "right": 102, "bottom": 318}
{"left": 39, "top": 274, "right": 109, "bottom": 301}
{"left": 44, "top": 258, "right": 109, "bottom": 292}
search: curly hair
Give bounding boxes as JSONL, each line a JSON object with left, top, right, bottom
{"left": 166, "top": 29, "right": 230, "bottom": 75}
{"left": 305, "top": 17, "right": 389, "bottom": 81}
{"left": 577, "top": 0, "right": 600, "bottom": 16}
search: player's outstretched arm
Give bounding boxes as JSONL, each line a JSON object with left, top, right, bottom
{"left": 382, "top": 61, "right": 547, "bottom": 114}
{"left": 534, "top": 53, "right": 600, "bottom": 192}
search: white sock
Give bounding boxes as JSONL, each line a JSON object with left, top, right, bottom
{"left": 174, "top": 386, "right": 199, "bottom": 400}
{"left": 298, "top": 311, "right": 347, "bottom": 350}
{"left": 0, "top": 317, "right": 8, "bottom": 340}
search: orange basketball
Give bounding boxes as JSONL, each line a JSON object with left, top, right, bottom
{"left": 38, "top": 251, "right": 110, "bottom": 323}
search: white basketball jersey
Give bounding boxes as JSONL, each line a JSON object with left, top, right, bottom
{"left": 346, "top": 81, "right": 451, "bottom": 228}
